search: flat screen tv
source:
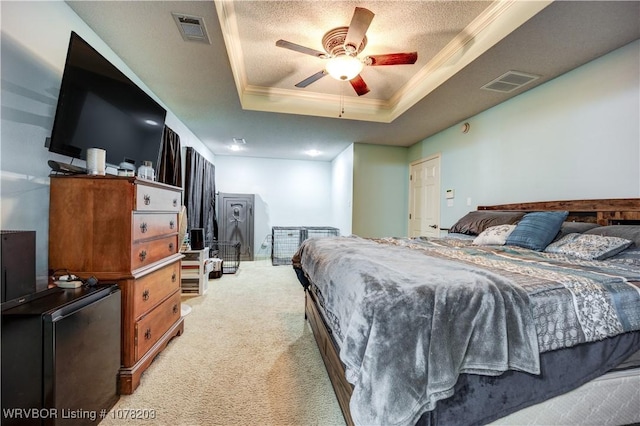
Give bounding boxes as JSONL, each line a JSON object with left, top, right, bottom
{"left": 48, "top": 31, "right": 167, "bottom": 170}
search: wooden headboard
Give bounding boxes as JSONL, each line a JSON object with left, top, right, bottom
{"left": 478, "top": 198, "right": 640, "bottom": 225}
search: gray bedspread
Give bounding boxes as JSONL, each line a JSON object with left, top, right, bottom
{"left": 292, "top": 235, "right": 640, "bottom": 426}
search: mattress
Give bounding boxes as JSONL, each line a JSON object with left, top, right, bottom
{"left": 490, "top": 367, "right": 640, "bottom": 425}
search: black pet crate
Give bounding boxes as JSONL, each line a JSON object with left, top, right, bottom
{"left": 209, "top": 241, "right": 241, "bottom": 274}
{"left": 271, "top": 226, "right": 340, "bottom": 266}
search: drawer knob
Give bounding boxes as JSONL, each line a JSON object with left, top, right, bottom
{"left": 144, "top": 328, "right": 152, "bottom": 340}
{"left": 169, "top": 220, "right": 175, "bottom": 229}
{"left": 173, "top": 304, "right": 179, "bottom": 314}
{"left": 169, "top": 242, "right": 174, "bottom": 252}
{"left": 139, "top": 250, "right": 147, "bottom": 261}
{"left": 142, "top": 289, "right": 150, "bottom": 301}
{"left": 140, "top": 222, "right": 148, "bottom": 233}
{"left": 171, "top": 273, "right": 177, "bottom": 282}
{"left": 172, "top": 198, "right": 178, "bottom": 207}
{"left": 144, "top": 194, "right": 151, "bottom": 205}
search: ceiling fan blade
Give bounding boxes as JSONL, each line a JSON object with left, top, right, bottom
{"left": 295, "top": 70, "right": 327, "bottom": 88}
{"left": 365, "top": 52, "right": 418, "bottom": 66}
{"left": 276, "top": 39, "right": 327, "bottom": 58}
{"left": 350, "top": 74, "right": 370, "bottom": 96}
{"left": 344, "top": 7, "right": 375, "bottom": 52}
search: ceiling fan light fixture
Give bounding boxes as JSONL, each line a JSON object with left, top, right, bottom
{"left": 325, "top": 55, "right": 363, "bottom": 81}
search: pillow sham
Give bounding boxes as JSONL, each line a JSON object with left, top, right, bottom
{"left": 544, "top": 233, "right": 632, "bottom": 260}
{"left": 584, "top": 225, "right": 640, "bottom": 247}
{"left": 552, "top": 221, "right": 601, "bottom": 242}
{"left": 505, "top": 211, "right": 568, "bottom": 251}
{"left": 472, "top": 225, "right": 516, "bottom": 245}
{"left": 448, "top": 211, "right": 525, "bottom": 235}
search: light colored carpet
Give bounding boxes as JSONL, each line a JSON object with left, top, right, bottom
{"left": 101, "top": 260, "right": 346, "bottom": 426}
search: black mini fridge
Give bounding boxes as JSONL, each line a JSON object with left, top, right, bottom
{"left": 1, "top": 285, "right": 121, "bottom": 425}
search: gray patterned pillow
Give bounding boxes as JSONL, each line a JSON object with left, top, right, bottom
{"left": 544, "top": 233, "right": 632, "bottom": 260}
{"left": 584, "top": 225, "right": 640, "bottom": 247}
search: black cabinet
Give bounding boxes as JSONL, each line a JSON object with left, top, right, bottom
{"left": 1, "top": 231, "right": 36, "bottom": 302}
{"left": 1, "top": 285, "right": 121, "bottom": 425}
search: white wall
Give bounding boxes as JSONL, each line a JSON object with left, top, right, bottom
{"left": 409, "top": 40, "right": 640, "bottom": 229}
{"left": 0, "top": 1, "right": 213, "bottom": 282}
{"left": 331, "top": 144, "right": 354, "bottom": 236}
{"left": 214, "top": 155, "right": 333, "bottom": 259}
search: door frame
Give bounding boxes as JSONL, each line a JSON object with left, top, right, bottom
{"left": 408, "top": 153, "right": 441, "bottom": 237}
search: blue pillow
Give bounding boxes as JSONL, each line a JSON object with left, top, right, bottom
{"left": 506, "top": 211, "right": 569, "bottom": 251}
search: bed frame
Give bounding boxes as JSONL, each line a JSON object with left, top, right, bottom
{"left": 304, "top": 198, "right": 640, "bottom": 426}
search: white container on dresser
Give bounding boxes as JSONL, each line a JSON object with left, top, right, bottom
{"left": 181, "top": 247, "right": 211, "bottom": 295}
{"left": 48, "top": 175, "right": 185, "bottom": 395}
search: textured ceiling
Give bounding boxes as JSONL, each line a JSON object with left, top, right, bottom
{"left": 218, "top": 0, "right": 548, "bottom": 122}
{"left": 235, "top": 1, "right": 491, "bottom": 98}
{"left": 66, "top": 1, "right": 640, "bottom": 161}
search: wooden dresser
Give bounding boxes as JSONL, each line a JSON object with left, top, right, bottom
{"left": 48, "top": 175, "right": 184, "bottom": 394}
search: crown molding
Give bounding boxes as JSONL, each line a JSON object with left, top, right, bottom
{"left": 215, "top": 0, "right": 553, "bottom": 123}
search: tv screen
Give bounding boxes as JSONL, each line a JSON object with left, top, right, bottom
{"left": 48, "top": 31, "right": 167, "bottom": 169}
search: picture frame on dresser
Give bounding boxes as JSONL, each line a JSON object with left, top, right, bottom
{"left": 48, "top": 175, "right": 185, "bottom": 394}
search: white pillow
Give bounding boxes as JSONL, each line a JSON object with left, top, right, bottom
{"left": 472, "top": 224, "right": 516, "bottom": 246}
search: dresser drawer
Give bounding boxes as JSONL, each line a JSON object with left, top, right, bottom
{"left": 134, "top": 290, "right": 181, "bottom": 362}
{"left": 132, "top": 261, "right": 181, "bottom": 319}
{"left": 133, "top": 213, "right": 178, "bottom": 241}
{"left": 135, "top": 184, "right": 181, "bottom": 212}
{"left": 131, "top": 235, "right": 178, "bottom": 270}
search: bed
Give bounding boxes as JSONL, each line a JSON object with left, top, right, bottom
{"left": 292, "top": 199, "right": 640, "bottom": 426}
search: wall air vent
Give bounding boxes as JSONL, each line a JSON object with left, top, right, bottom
{"left": 172, "top": 13, "right": 210, "bottom": 44}
{"left": 481, "top": 71, "right": 540, "bottom": 93}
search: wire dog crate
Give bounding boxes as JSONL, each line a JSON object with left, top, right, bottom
{"left": 209, "top": 241, "right": 241, "bottom": 274}
{"left": 271, "top": 226, "right": 340, "bottom": 266}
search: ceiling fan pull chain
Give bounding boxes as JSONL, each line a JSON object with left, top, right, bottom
{"left": 339, "top": 82, "right": 346, "bottom": 118}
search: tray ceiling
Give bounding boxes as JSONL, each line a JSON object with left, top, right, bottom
{"left": 217, "top": 1, "right": 550, "bottom": 122}
{"left": 66, "top": 1, "right": 640, "bottom": 160}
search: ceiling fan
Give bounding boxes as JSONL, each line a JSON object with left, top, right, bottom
{"left": 275, "top": 7, "right": 418, "bottom": 96}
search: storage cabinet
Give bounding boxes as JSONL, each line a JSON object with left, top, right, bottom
{"left": 181, "top": 247, "right": 210, "bottom": 295}
{"left": 48, "top": 175, "right": 184, "bottom": 395}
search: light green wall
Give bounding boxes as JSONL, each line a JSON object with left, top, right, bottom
{"left": 331, "top": 144, "right": 354, "bottom": 236}
{"left": 352, "top": 144, "right": 408, "bottom": 238}
{"left": 408, "top": 40, "right": 640, "bottom": 230}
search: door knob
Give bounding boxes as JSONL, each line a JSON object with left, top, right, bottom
{"left": 429, "top": 224, "right": 438, "bottom": 229}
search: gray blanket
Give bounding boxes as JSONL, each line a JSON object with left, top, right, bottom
{"left": 294, "top": 236, "right": 540, "bottom": 426}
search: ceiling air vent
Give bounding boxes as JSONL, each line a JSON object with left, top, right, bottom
{"left": 481, "top": 71, "right": 540, "bottom": 93}
{"left": 172, "top": 13, "right": 210, "bottom": 44}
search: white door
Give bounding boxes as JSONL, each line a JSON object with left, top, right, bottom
{"left": 409, "top": 155, "right": 441, "bottom": 238}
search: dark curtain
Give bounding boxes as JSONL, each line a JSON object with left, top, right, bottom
{"left": 157, "top": 126, "right": 182, "bottom": 187}
{"left": 184, "top": 147, "right": 218, "bottom": 244}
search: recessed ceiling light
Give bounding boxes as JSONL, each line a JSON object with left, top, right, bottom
{"left": 305, "top": 149, "right": 322, "bottom": 157}
{"left": 232, "top": 137, "right": 246, "bottom": 144}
